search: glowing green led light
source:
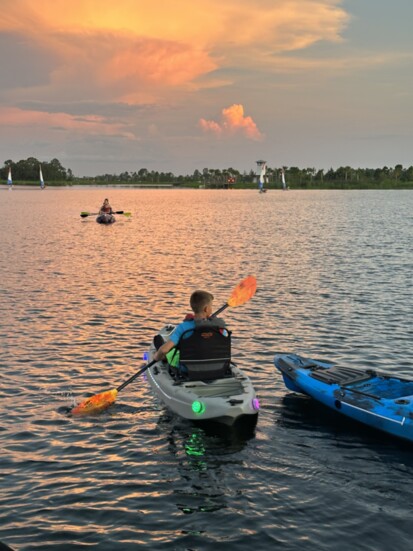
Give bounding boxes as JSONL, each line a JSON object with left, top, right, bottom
{"left": 191, "top": 400, "right": 205, "bottom": 414}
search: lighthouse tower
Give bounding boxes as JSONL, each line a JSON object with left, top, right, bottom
{"left": 256, "top": 160, "right": 267, "bottom": 193}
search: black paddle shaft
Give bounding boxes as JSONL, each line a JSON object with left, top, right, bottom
{"left": 211, "top": 303, "right": 229, "bottom": 318}
{"left": 116, "top": 360, "right": 156, "bottom": 392}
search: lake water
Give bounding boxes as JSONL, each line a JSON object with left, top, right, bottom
{"left": 1, "top": 188, "right": 412, "bottom": 551}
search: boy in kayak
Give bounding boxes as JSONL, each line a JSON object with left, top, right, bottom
{"left": 153, "top": 290, "right": 227, "bottom": 370}
{"left": 99, "top": 198, "right": 113, "bottom": 214}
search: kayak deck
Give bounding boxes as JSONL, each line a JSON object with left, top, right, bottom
{"left": 274, "top": 352, "right": 413, "bottom": 442}
{"left": 179, "top": 377, "right": 247, "bottom": 398}
{"left": 278, "top": 355, "right": 413, "bottom": 399}
{"left": 313, "top": 369, "right": 413, "bottom": 400}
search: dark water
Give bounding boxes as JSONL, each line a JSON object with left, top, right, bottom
{"left": 1, "top": 188, "right": 412, "bottom": 551}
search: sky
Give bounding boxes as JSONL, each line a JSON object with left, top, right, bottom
{"left": 1, "top": 0, "right": 413, "bottom": 177}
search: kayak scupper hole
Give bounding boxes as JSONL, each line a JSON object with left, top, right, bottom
{"left": 395, "top": 399, "right": 409, "bottom": 405}
{"left": 334, "top": 400, "right": 342, "bottom": 409}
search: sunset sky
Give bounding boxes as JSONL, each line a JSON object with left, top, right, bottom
{"left": 1, "top": 0, "right": 413, "bottom": 176}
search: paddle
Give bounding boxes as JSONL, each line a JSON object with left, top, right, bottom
{"left": 212, "top": 274, "right": 257, "bottom": 317}
{"left": 70, "top": 275, "right": 257, "bottom": 416}
{"left": 80, "top": 211, "right": 131, "bottom": 218}
{"left": 70, "top": 359, "right": 157, "bottom": 416}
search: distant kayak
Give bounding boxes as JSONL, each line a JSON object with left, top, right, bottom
{"left": 96, "top": 213, "right": 115, "bottom": 224}
{"left": 274, "top": 352, "right": 413, "bottom": 443}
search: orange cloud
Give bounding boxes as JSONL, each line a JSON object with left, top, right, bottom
{"left": 199, "top": 104, "right": 263, "bottom": 140}
{"left": 1, "top": 0, "right": 348, "bottom": 49}
{"left": 100, "top": 40, "right": 216, "bottom": 87}
{"left": 0, "top": 107, "right": 134, "bottom": 138}
{"left": 0, "top": 1, "right": 350, "bottom": 105}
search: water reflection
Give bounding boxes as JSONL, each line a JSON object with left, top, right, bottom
{"left": 156, "top": 412, "right": 256, "bottom": 515}
{"left": 277, "top": 393, "right": 413, "bottom": 454}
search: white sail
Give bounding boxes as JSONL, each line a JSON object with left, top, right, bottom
{"left": 281, "top": 168, "right": 286, "bottom": 190}
{"left": 7, "top": 167, "right": 12, "bottom": 189}
{"left": 40, "top": 165, "right": 45, "bottom": 189}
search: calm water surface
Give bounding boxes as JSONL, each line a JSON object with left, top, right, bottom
{"left": 1, "top": 188, "right": 412, "bottom": 550}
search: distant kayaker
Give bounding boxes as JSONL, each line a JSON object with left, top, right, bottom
{"left": 99, "top": 198, "right": 113, "bottom": 215}
{"left": 153, "top": 290, "right": 227, "bottom": 370}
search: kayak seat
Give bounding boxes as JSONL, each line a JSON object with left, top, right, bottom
{"left": 310, "top": 366, "right": 374, "bottom": 386}
{"left": 178, "top": 326, "right": 232, "bottom": 381}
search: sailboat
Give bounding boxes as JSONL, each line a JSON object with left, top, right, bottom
{"left": 39, "top": 165, "right": 45, "bottom": 189}
{"left": 7, "top": 167, "right": 12, "bottom": 190}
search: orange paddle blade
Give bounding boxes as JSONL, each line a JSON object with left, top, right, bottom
{"left": 227, "top": 275, "right": 257, "bottom": 307}
{"left": 71, "top": 389, "right": 118, "bottom": 416}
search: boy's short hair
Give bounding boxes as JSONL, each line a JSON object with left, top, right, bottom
{"left": 190, "top": 290, "right": 214, "bottom": 314}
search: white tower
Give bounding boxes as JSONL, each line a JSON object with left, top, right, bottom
{"left": 256, "top": 160, "right": 267, "bottom": 192}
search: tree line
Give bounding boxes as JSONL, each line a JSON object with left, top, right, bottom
{"left": 2, "top": 157, "right": 413, "bottom": 188}
{"left": 1, "top": 157, "right": 72, "bottom": 182}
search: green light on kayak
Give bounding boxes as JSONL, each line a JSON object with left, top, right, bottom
{"left": 192, "top": 400, "right": 205, "bottom": 415}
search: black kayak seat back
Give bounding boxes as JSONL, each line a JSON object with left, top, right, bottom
{"left": 179, "top": 325, "right": 232, "bottom": 381}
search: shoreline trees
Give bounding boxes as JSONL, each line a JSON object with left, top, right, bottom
{"left": 2, "top": 157, "right": 413, "bottom": 188}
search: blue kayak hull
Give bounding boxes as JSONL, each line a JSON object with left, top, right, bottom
{"left": 274, "top": 353, "right": 413, "bottom": 443}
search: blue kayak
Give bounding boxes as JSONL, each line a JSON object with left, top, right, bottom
{"left": 274, "top": 352, "right": 413, "bottom": 443}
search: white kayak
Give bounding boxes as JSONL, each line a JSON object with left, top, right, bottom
{"left": 147, "top": 324, "right": 260, "bottom": 425}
